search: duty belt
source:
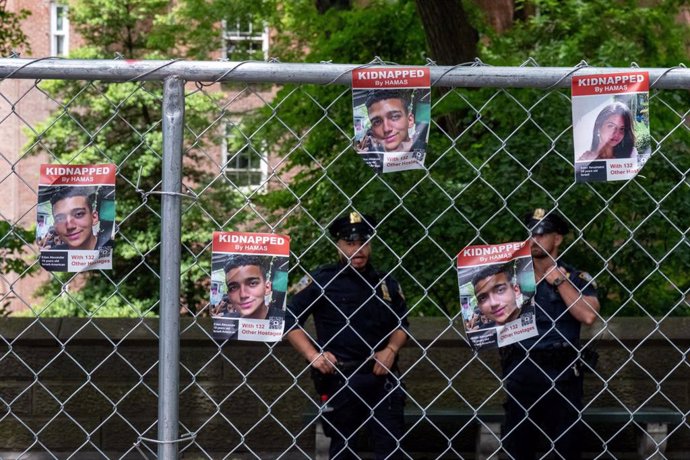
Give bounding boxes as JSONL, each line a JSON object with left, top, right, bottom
{"left": 336, "top": 359, "right": 376, "bottom": 376}
{"left": 501, "top": 345, "right": 579, "bottom": 369}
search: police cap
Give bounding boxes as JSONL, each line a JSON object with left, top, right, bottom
{"left": 524, "top": 208, "right": 569, "bottom": 235}
{"left": 328, "top": 212, "right": 376, "bottom": 242}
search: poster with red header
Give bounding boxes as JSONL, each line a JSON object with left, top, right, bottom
{"left": 457, "top": 241, "right": 538, "bottom": 351}
{"left": 210, "top": 232, "right": 290, "bottom": 342}
{"left": 37, "top": 164, "right": 116, "bottom": 272}
{"left": 572, "top": 71, "right": 651, "bottom": 183}
{"left": 352, "top": 67, "right": 431, "bottom": 174}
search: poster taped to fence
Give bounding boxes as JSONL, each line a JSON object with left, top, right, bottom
{"left": 457, "top": 241, "right": 538, "bottom": 351}
{"left": 37, "top": 164, "right": 116, "bottom": 272}
{"left": 352, "top": 67, "right": 431, "bottom": 174}
{"left": 210, "top": 231, "right": 290, "bottom": 342}
{"left": 572, "top": 71, "right": 651, "bottom": 183}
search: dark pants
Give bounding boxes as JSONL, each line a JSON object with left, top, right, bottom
{"left": 321, "top": 372, "right": 405, "bottom": 460}
{"left": 503, "top": 372, "right": 583, "bottom": 460}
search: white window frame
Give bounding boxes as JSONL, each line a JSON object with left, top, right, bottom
{"left": 50, "top": 2, "right": 70, "bottom": 57}
{"left": 221, "top": 121, "right": 269, "bottom": 191}
{"left": 221, "top": 19, "right": 269, "bottom": 61}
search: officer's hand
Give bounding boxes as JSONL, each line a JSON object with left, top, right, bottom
{"left": 310, "top": 351, "right": 338, "bottom": 374}
{"left": 373, "top": 347, "right": 396, "bottom": 376}
{"left": 544, "top": 265, "right": 568, "bottom": 286}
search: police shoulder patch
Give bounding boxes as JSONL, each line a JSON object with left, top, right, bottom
{"left": 380, "top": 282, "right": 392, "bottom": 302}
{"left": 290, "top": 274, "right": 313, "bottom": 295}
{"left": 383, "top": 277, "right": 404, "bottom": 301}
{"left": 578, "top": 271, "right": 597, "bottom": 289}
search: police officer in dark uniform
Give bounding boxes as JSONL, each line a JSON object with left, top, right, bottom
{"left": 501, "top": 208, "right": 600, "bottom": 460}
{"left": 285, "top": 212, "right": 408, "bottom": 460}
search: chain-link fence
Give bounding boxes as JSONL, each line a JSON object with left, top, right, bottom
{"left": 1, "top": 59, "right": 689, "bottom": 459}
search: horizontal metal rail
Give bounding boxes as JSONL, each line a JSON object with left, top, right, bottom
{"left": 1, "top": 58, "right": 689, "bottom": 88}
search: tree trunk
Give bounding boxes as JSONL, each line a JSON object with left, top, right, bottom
{"left": 315, "top": 0, "right": 351, "bottom": 14}
{"left": 474, "top": 0, "right": 516, "bottom": 33}
{"left": 414, "top": 0, "right": 479, "bottom": 65}
{"left": 414, "top": 1, "right": 481, "bottom": 137}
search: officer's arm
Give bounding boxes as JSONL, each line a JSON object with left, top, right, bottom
{"left": 558, "top": 284, "right": 599, "bottom": 325}
{"left": 286, "top": 329, "right": 338, "bottom": 375}
{"left": 545, "top": 267, "right": 600, "bottom": 325}
{"left": 284, "top": 272, "right": 338, "bottom": 373}
{"left": 373, "top": 328, "right": 407, "bottom": 376}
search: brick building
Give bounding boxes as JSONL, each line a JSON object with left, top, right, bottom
{"left": 1, "top": 1, "right": 280, "bottom": 313}
{"left": 1, "top": 1, "right": 83, "bottom": 312}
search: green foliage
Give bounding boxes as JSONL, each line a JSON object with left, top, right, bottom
{"left": 23, "top": 0, "right": 690, "bottom": 320}
{"left": 634, "top": 121, "right": 651, "bottom": 152}
{"left": 0, "top": 221, "right": 37, "bottom": 316}
{"left": 483, "top": 0, "right": 690, "bottom": 67}
{"left": 150, "top": 0, "right": 277, "bottom": 59}
{"left": 243, "top": 0, "right": 690, "bottom": 319}
{"left": 26, "top": 0, "right": 245, "bottom": 317}
{"left": 476, "top": 0, "right": 690, "bottom": 317}
{"left": 0, "top": 4, "right": 31, "bottom": 56}
{"left": 272, "top": 0, "right": 426, "bottom": 63}
{"left": 70, "top": 0, "right": 170, "bottom": 58}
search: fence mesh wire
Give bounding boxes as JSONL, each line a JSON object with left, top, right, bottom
{"left": 0, "top": 59, "right": 689, "bottom": 459}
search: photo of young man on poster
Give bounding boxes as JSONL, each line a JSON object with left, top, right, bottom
{"left": 210, "top": 232, "right": 289, "bottom": 342}
{"left": 220, "top": 254, "right": 284, "bottom": 320}
{"left": 37, "top": 164, "right": 116, "bottom": 272}
{"left": 352, "top": 67, "right": 431, "bottom": 174}
{"left": 356, "top": 89, "right": 418, "bottom": 153}
{"left": 472, "top": 262, "right": 525, "bottom": 326}
{"left": 47, "top": 187, "right": 108, "bottom": 251}
{"left": 457, "top": 242, "right": 538, "bottom": 351}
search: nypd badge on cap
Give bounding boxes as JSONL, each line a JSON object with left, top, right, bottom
{"left": 328, "top": 212, "right": 376, "bottom": 242}
{"left": 524, "top": 208, "right": 569, "bottom": 235}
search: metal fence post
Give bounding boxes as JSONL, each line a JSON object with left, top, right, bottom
{"left": 158, "top": 75, "right": 185, "bottom": 460}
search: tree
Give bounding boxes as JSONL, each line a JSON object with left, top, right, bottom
{"left": 0, "top": 0, "right": 31, "bottom": 56}
{"left": 24, "top": 0, "right": 690, "bottom": 319}
{"left": 1, "top": 0, "right": 33, "bottom": 316}
{"left": 235, "top": 0, "right": 690, "bottom": 318}
{"left": 476, "top": 0, "right": 690, "bottom": 317}
{"left": 26, "top": 0, "right": 245, "bottom": 317}
{"left": 0, "top": 222, "right": 36, "bottom": 316}
{"left": 415, "top": 0, "right": 478, "bottom": 65}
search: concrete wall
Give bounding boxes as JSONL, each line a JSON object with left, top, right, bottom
{"left": 0, "top": 317, "right": 688, "bottom": 458}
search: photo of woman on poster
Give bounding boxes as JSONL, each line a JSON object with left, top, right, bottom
{"left": 571, "top": 71, "right": 651, "bottom": 183}
{"left": 577, "top": 102, "right": 637, "bottom": 161}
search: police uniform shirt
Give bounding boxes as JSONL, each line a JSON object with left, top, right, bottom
{"left": 285, "top": 263, "right": 408, "bottom": 362}
{"left": 504, "top": 261, "right": 597, "bottom": 381}
{"left": 521, "top": 261, "right": 597, "bottom": 350}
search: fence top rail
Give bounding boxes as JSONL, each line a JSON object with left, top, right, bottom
{"left": 1, "top": 58, "right": 689, "bottom": 89}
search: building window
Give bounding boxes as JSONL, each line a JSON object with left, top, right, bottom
{"left": 222, "top": 122, "right": 268, "bottom": 189}
{"left": 51, "top": 3, "right": 69, "bottom": 57}
{"left": 222, "top": 18, "right": 269, "bottom": 61}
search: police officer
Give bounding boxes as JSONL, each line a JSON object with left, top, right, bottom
{"left": 501, "top": 208, "right": 600, "bottom": 460}
{"left": 285, "top": 212, "right": 408, "bottom": 460}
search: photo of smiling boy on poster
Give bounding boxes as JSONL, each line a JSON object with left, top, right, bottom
{"left": 352, "top": 67, "right": 431, "bottom": 174}
{"left": 210, "top": 231, "right": 290, "bottom": 342}
{"left": 37, "top": 164, "right": 116, "bottom": 272}
{"left": 457, "top": 241, "right": 538, "bottom": 351}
